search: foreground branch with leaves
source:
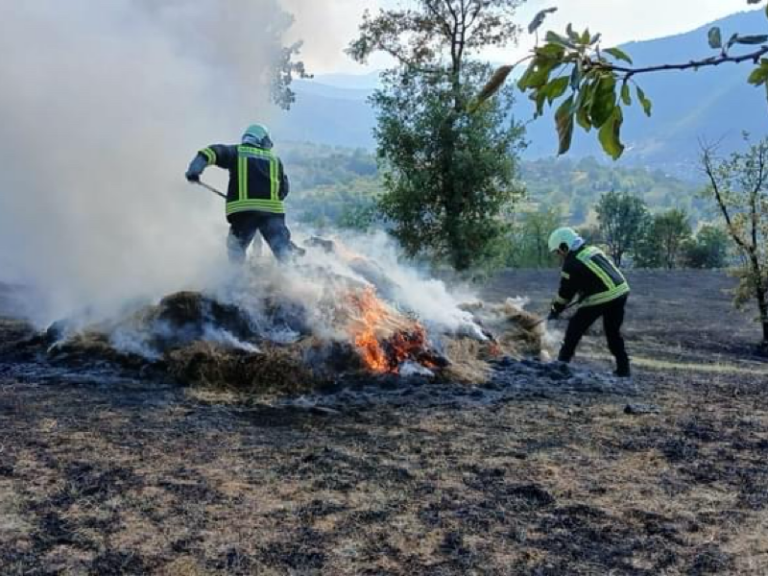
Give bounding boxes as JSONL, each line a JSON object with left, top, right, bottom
{"left": 474, "top": 0, "right": 768, "bottom": 159}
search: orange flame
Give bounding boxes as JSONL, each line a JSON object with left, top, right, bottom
{"left": 346, "top": 287, "right": 434, "bottom": 374}
{"left": 348, "top": 287, "right": 391, "bottom": 373}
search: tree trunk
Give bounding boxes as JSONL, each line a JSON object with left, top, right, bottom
{"left": 757, "top": 287, "right": 768, "bottom": 344}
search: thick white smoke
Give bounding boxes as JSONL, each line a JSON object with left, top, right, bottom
{"left": 0, "top": 0, "right": 299, "bottom": 324}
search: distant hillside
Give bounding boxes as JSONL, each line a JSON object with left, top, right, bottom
{"left": 281, "top": 143, "right": 707, "bottom": 228}
{"left": 274, "top": 9, "right": 768, "bottom": 175}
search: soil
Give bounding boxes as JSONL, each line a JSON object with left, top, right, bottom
{"left": 2, "top": 269, "right": 768, "bottom": 575}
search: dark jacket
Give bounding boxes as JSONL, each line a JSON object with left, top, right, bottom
{"left": 194, "top": 144, "right": 289, "bottom": 215}
{"left": 552, "top": 244, "right": 630, "bottom": 314}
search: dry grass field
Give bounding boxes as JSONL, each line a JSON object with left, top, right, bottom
{"left": 1, "top": 269, "right": 768, "bottom": 575}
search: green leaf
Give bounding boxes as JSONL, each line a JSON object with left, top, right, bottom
{"left": 575, "top": 82, "right": 594, "bottom": 131}
{"left": 528, "top": 7, "right": 558, "bottom": 34}
{"left": 621, "top": 82, "right": 632, "bottom": 106}
{"left": 555, "top": 95, "right": 575, "bottom": 155}
{"left": 576, "top": 105, "right": 592, "bottom": 131}
{"left": 570, "top": 63, "right": 582, "bottom": 90}
{"left": 544, "top": 76, "right": 571, "bottom": 104}
{"left": 580, "top": 28, "right": 592, "bottom": 45}
{"left": 535, "top": 43, "right": 566, "bottom": 59}
{"left": 708, "top": 27, "right": 722, "bottom": 49}
{"left": 748, "top": 63, "right": 768, "bottom": 85}
{"left": 566, "top": 23, "right": 579, "bottom": 42}
{"left": 589, "top": 75, "right": 617, "bottom": 127}
{"left": 604, "top": 47, "right": 633, "bottom": 64}
{"left": 518, "top": 58, "right": 557, "bottom": 90}
{"left": 636, "top": 86, "right": 652, "bottom": 117}
{"left": 545, "top": 31, "right": 575, "bottom": 48}
{"left": 599, "top": 107, "right": 625, "bottom": 160}
{"left": 734, "top": 34, "right": 768, "bottom": 45}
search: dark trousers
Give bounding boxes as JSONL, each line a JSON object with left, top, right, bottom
{"left": 558, "top": 295, "right": 630, "bottom": 375}
{"left": 227, "top": 212, "right": 292, "bottom": 264}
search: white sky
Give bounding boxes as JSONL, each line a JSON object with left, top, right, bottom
{"left": 285, "top": 0, "right": 758, "bottom": 75}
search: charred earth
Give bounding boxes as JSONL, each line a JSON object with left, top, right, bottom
{"left": 2, "top": 269, "right": 768, "bottom": 574}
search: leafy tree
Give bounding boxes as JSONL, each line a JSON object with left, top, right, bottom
{"left": 472, "top": 0, "right": 768, "bottom": 159}
{"left": 595, "top": 191, "right": 649, "bottom": 267}
{"left": 682, "top": 225, "right": 729, "bottom": 269}
{"left": 348, "top": 0, "right": 526, "bottom": 271}
{"left": 508, "top": 207, "right": 561, "bottom": 268}
{"left": 634, "top": 208, "right": 692, "bottom": 269}
{"left": 702, "top": 136, "right": 768, "bottom": 344}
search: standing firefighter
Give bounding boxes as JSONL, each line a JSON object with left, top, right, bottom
{"left": 185, "top": 124, "right": 293, "bottom": 263}
{"left": 547, "top": 227, "right": 631, "bottom": 378}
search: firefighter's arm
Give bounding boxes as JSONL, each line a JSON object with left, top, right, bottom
{"left": 185, "top": 145, "right": 234, "bottom": 182}
{"left": 550, "top": 269, "right": 578, "bottom": 317}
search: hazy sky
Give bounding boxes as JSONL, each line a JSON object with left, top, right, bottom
{"left": 287, "top": 0, "right": 758, "bottom": 74}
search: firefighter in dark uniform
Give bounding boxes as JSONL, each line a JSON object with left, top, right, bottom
{"left": 185, "top": 123, "right": 293, "bottom": 263}
{"left": 547, "top": 227, "right": 631, "bottom": 377}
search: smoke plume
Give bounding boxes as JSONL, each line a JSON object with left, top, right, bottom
{"left": 0, "top": 0, "right": 299, "bottom": 324}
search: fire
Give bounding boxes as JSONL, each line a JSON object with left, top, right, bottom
{"left": 346, "top": 287, "right": 436, "bottom": 374}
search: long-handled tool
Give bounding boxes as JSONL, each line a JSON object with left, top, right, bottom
{"left": 531, "top": 301, "right": 577, "bottom": 328}
{"left": 196, "top": 180, "right": 226, "bottom": 199}
{"left": 192, "top": 180, "right": 307, "bottom": 256}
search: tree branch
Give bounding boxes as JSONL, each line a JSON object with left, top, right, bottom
{"left": 701, "top": 145, "right": 751, "bottom": 253}
{"left": 592, "top": 46, "right": 768, "bottom": 80}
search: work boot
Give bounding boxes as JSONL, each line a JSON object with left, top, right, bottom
{"left": 614, "top": 365, "right": 631, "bottom": 378}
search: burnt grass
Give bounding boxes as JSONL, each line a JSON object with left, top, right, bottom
{"left": 2, "top": 270, "right": 768, "bottom": 575}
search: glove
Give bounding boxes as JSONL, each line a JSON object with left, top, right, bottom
{"left": 185, "top": 155, "right": 207, "bottom": 183}
{"left": 547, "top": 309, "right": 559, "bottom": 321}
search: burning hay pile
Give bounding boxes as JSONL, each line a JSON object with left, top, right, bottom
{"left": 40, "top": 236, "right": 554, "bottom": 393}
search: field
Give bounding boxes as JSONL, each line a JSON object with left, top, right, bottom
{"left": 1, "top": 270, "right": 768, "bottom": 575}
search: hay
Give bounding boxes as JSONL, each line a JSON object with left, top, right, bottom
{"left": 440, "top": 338, "right": 493, "bottom": 384}
{"left": 165, "top": 342, "right": 317, "bottom": 393}
{"left": 460, "top": 298, "right": 550, "bottom": 360}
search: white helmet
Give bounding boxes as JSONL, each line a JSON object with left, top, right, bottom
{"left": 242, "top": 123, "right": 273, "bottom": 149}
{"left": 548, "top": 227, "right": 579, "bottom": 253}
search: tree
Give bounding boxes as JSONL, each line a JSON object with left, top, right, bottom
{"left": 702, "top": 137, "right": 768, "bottom": 344}
{"left": 634, "top": 209, "right": 692, "bottom": 269}
{"left": 348, "top": 0, "right": 526, "bottom": 271}
{"left": 682, "top": 225, "right": 729, "bottom": 269}
{"left": 472, "top": 0, "right": 768, "bottom": 159}
{"left": 508, "top": 207, "right": 561, "bottom": 268}
{"left": 595, "top": 191, "right": 649, "bottom": 267}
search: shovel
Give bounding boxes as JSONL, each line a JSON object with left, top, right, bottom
{"left": 193, "top": 180, "right": 307, "bottom": 256}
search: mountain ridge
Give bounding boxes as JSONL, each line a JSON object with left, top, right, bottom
{"left": 273, "top": 8, "right": 768, "bottom": 175}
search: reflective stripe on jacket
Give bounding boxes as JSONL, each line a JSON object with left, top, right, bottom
{"left": 552, "top": 245, "right": 630, "bottom": 313}
{"left": 196, "top": 144, "right": 289, "bottom": 215}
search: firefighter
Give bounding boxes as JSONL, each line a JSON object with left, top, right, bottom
{"left": 185, "top": 124, "right": 293, "bottom": 263}
{"left": 547, "top": 227, "right": 631, "bottom": 377}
